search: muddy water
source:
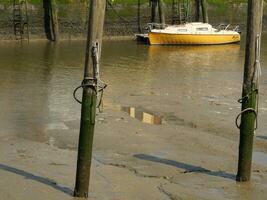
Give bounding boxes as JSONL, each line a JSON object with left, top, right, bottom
{"left": 0, "top": 35, "right": 267, "bottom": 152}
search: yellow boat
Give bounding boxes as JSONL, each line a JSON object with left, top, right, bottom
{"left": 148, "top": 23, "right": 241, "bottom": 45}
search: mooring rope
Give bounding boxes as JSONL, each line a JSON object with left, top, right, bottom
{"left": 91, "top": 42, "right": 108, "bottom": 112}
{"left": 253, "top": 34, "right": 262, "bottom": 90}
{"left": 73, "top": 42, "right": 107, "bottom": 112}
{"left": 235, "top": 34, "right": 262, "bottom": 132}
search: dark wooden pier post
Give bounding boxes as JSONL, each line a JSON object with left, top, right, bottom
{"left": 158, "top": 0, "right": 165, "bottom": 25}
{"left": 74, "top": 0, "right": 106, "bottom": 198}
{"left": 43, "top": 0, "right": 59, "bottom": 42}
{"left": 137, "top": 0, "right": 142, "bottom": 33}
{"left": 43, "top": 0, "right": 52, "bottom": 41}
{"left": 194, "top": 0, "right": 200, "bottom": 22}
{"left": 151, "top": 0, "right": 158, "bottom": 23}
{"left": 50, "top": 0, "right": 59, "bottom": 42}
{"left": 236, "top": 0, "right": 264, "bottom": 182}
{"left": 200, "top": 0, "right": 208, "bottom": 23}
{"left": 171, "top": 0, "right": 175, "bottom": 25}
{"left": 25, "top": 0, "right": 30, "bottom": 42}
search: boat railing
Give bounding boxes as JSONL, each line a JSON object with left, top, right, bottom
{"left": 217, "top": 23, "right": 242, "bottom": 33}
{"left": 145, "top": 23, "right": 167, "bottom": 31}
{"left": 217, "top": 23, "right": 230, "bottom": 31}
{"left": 233, "top": 25, "right": 241, "bottom": 34}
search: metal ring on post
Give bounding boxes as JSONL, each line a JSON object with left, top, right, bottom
{"left": 73, "top": 81, "right": 97, "bottom": 104}
{"left": 235, "top": 108, "right": 258, "bottom": 130}
{"left": 73, "top": 85, "right": 83, "bottom": 104}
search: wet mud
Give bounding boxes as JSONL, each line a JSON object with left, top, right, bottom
{"left": 0, "top": 34, "right": 267, "bottom": 199}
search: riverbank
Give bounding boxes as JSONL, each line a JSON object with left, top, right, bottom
{"left": 0, "top": 1, "right": 266, "bottom": 40}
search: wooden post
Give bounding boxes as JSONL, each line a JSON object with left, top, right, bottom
{"left": 236, "top": 0, "right": 264, "bottom": 182}
{"left": 200, "top": 0, "right": 208, "bottom": 23}
{"left": 25, "top": 0, "right": 30, "bottom": 42}
{"left": 50, "top": 0, "right": 59, "bottom": 42}
{"left": 178, "top": 2, "right": 182, "bottom": 24}
{"left": 43, "top": 0, "right": 52, "bottom": 41}
{"left": 137, "top": 0, "right": 142, "bottom": 33}
{"left": 194, "top": 0, "right": 200, "bottom": 22}
{"left": 151, "top": 0, "right": 157, "bottom": 23}
{"left": 158, "top": 0, "right": 165, "bottom": 25}
{"left": 81, "top": 0, "right": 88, "bottom": 30}
{"left": 74, "top": 0, "right": 106, "bottom": 198}
{"left": 43, "top": 0, "right": 59, "bottom": 42}
{"left": 171, "top": 0, "right": 178, "bottom": 25}
{"left": 185, "top": 0, "right": 190, "bottom": 22}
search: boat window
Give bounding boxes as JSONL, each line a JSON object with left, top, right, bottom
{"left": 196, "top": 27, "right": 209, "bottom": 31}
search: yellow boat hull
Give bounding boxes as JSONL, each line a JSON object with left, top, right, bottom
{"left": 148, "top": 32, "right": 241, "bottom": 45}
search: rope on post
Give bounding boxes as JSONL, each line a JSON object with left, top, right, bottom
{"left": 235, "top": 34, "right": 262, "bottom": 133}
{"left": 73, "top": 42, "right": 107, "bottom": 112}
{"left": 253, "top": 34, "right": 262, "bottom": 90}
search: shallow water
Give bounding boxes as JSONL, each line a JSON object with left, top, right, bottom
{"left": 0, "top": 35, "right": 267, "bottom": 149}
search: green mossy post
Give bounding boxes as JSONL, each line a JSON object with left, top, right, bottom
{"left": 74, "top": 0, "right": 106, "bottom": 198}
{"left": 158, "top": 0, "right": 165, "bottom": 25}
{"left": 194, "top": 0, "right": 200, "bottom": 22}
{"left": 151, "top": 0, "right": 158, "bottom": 23}
{"left": 237, "top": 0, "right": 264, "bottom": 182}
{"left": 200, "top": 0, "right": 208, "bottom": 23}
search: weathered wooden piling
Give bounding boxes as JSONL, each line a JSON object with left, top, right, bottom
{"left": 200, "top": 0, "right": 208, "bottom": 23}
{"left": 194, "top": 0, "right": 200, "bottom": 22}
{"left": 236, "top": 0, "right": 264, "bottom": 182}
{"left": 74, "top": 0, "right": 106, "bottom": 198}
{"left": 25, "top": 0, "right": 30, "bottom": 42}
{"left": 151, "top": 0, "right": 158, "bottom": 23}
{"left": 43, "top": 0, "right": 59, "bottom": 42}
{"left": 158, "top": 0, "right": 165, "bottom": 25}
{"left": 50, "top": 0, "right": 59, "bottom": 42}
{"left": 43, "top": 0, "right": 52, "bottom": 40}
{"left": 137, "top": 0, "right": 142, "bottom": 33}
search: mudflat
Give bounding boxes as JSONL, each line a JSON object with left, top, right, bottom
{"left": 0, "top": 38, "right": 267, "bottom": 199}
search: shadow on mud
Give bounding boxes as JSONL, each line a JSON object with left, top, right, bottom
{"left": 0, "top": 163, "right": 73, "bottom": 196}
{"left": 134, "top": 154, "right": 236, "bottom": 180}
{"left": 257, "top": 136, "right": 267, "bottom": 140}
